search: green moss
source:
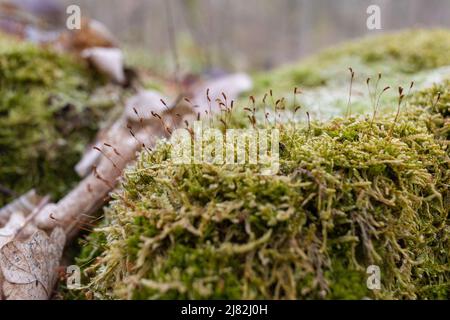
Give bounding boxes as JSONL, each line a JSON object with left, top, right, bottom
{"left": 253, "top": 29, "right": 450, "bottom": 94}
{"left": 78, "top": 80, "right": 449, "bottom": 299}
{"left": 0, "top": 34, "right": 120, "bottom": 206}
{"left": 70, "top": 29, "right": 450, "bottom": 300}
{"left": 325, "top": 259, "right": 369, "bottom": 300}
{"left": 248, "top": 30, "right": 450, "bottom": 121}
{"left": 411, "top": 81, "right": 450, "bottom": 140}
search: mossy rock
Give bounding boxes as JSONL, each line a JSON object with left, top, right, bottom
{"left": 0, "top": 34, "right": 122, "bottom": 206}
{"left": 77, "top": 80, "right": 449, "bottom": 300}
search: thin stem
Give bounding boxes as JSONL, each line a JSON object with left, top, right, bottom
{"left": 370, "top": 86, "right": 390, "bottom": 128}
{"left": 346, "top": 68, "right": 355, "bottom": 118}
{"left": 164, "top": 0, "right": 181, "bottom": 92}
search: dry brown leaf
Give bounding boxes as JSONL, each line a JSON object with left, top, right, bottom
{"left": 0, "top": 228, "right": 65, "bottom": 300}
{"left": 58, "top": 18, "right": 118, "bottom": 52}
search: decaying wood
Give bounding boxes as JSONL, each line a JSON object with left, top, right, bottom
{"left": 0, "top": 74, "right": 252, "bottom": 300}
{"left": 36, "top": 90, "right": 176, "bottom": 237}
{"left": 82, "top": 47, "right": 126, "bottom": 85}
{"left": 0, "top": 190, "right": 41, "bottom": 227}
{"left": 75, "top": 90, "right": 171, "bottom": 178}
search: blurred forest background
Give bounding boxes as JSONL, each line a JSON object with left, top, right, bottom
{"left": 7, "top": 0, "right": 450, "bottom": 72}
{"left": 57, "top": 0, "right": 450, "bottom": 72}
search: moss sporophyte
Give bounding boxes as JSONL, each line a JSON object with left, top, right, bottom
{"left": 170, "top": 121, "right": 280, "bottom": 175}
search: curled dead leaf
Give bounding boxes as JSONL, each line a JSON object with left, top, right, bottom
{"left": 0, "top": 228, "right": 65, "bottom": 300}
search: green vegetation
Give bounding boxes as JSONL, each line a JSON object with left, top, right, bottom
{"left": 0, "top": 34, "right": 121, "bottom": 206}
{"left": 249, "top": 29, "right": 450, "bottom": 118}
{"left": 78, "top": 80, "right": 449, "bottom": 299}
{"left": 254, "top": 29, "right": 450, "bottom": 93}
{"left": 3, "top": 28, "right": 447, "bottom": 300}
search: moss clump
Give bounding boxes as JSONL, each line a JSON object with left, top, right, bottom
{"left": 0, "top": 34, "right": 120, "bottom": 206}
{"left": 78, "top": 80, "right": 449, "bottom": 299}
{"left": 253, "top": 29, "right": 450, "bottom": 94}
{"left": 411, "top": 81, "right": 450, "bottom": 140}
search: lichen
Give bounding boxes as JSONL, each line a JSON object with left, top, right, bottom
{"left": 0, "top": 34, "right": 121, "bottom": 206}
{"left": 77, "top": 80, "right": 449, "bottom": 300}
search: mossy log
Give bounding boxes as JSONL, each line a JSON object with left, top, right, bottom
{"left": 78, "top": 81, "right": 449, "bottom": 300}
